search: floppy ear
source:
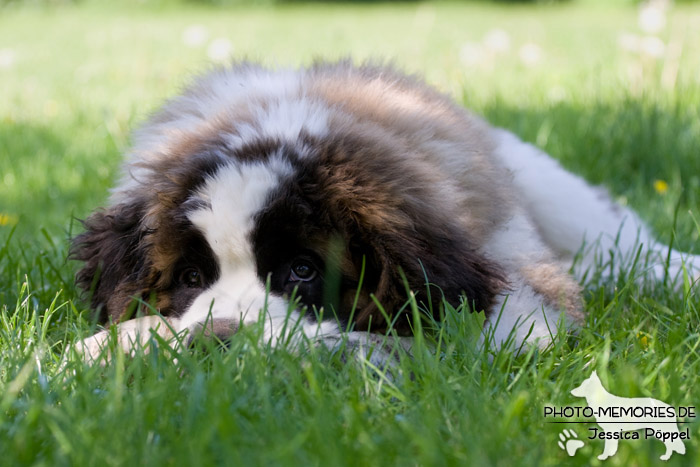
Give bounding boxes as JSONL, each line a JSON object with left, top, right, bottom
{"left": 70, "top": 202, "right": 152, "bottom": 323}
{"left": 350, "top": 217, "right": 506, "bottom": 334}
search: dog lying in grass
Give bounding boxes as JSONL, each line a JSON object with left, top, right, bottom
{"left": 70, "top": 61, "right": 699, "bottom": 363}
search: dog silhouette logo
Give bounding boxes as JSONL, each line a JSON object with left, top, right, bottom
{"left": 571, "top": 370, "right": 686, "bottom": 461}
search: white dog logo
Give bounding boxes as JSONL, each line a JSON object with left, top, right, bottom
{"left": 571, "top": 370, "right": 686, "bottom": 460}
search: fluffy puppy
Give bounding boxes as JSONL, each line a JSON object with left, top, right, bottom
{"left": 71, "top": 61, "right": 698, "bottom": 363}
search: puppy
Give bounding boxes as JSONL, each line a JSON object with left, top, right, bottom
{"left": 71, "top": 61, "right": 699, "bottom": 363}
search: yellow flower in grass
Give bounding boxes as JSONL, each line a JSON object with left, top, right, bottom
{"left": 653, "top": 179, "right": 668, "bottom": 195}
{"left": 637, "top": 332, "right": 650, "bottom": 349}
{"left": 0, "top": 213, "right": 18, "bottom": 226}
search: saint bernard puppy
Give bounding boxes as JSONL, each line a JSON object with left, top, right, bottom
{"left": 71, "top": 61, "right": 699, "bottom": 363}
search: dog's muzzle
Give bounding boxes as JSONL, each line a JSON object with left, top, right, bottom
{"left": 185, "top": 318, "right": 239, "bottom": 349}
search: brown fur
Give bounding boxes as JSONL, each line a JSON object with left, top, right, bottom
{"left": 307, "top": 62, "right": 512, "bottom": 242}
{"left": 71, "top": 61, "right": 579, "bottom": 339}
{"left": 521, "top": 263, "right": 583, "bottom": 323}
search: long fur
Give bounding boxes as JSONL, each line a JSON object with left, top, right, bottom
{"left": 71, "top": 61, "right": 699, "bottom": 363}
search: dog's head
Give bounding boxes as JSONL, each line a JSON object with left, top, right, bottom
{"left": 71, "top": 62, "right": 506, "bottom": 339}
{"left": 571, "top": 370, "right": 602, "bottom": 398}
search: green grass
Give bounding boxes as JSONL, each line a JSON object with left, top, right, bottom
{"left": 1, "top": 2, "right": 699, "bottom": 465}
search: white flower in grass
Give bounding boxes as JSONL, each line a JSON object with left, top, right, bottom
{"left": 0, "top": 48, "right": 16, "bottom": 69}
{"left": 638, "top": 1, "right": 667, "bottom": 34}
{"left": 483, "top": 29, "right": 511, "bottom": 54}
{"left": 182, "top": 25, "right": 210, "bottom": 48}
{"left": 459, "top": 42, "right": 485, "bottom": 67}
{"left": 618, "top": 32, "right": 665, "bottom": 59}
{"left": 519, "top": 43, "right": 543, "bottom": 67}
{"left": 207, "top": 38, "right": 234, "bottom": 63}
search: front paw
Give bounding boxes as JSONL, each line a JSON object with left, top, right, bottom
{"left": 75, "top": 329, "right": 113, "bottom": 364}
{"left": 72, "top": 315, "right": 181, "bottom": 364}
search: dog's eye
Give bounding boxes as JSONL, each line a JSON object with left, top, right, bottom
{"left": 289, "top": 260, "right": 317, "bottom": 282}
{"left": 179, "top": 268, "right": 203, "bottom": 288}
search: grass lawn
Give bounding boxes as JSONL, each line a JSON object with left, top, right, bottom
{"left": 1, "top": 1, "right": 699, "bottom": 465}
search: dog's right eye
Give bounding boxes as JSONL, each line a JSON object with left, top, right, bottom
{"left": 178, "top": 268, "right": 204, "bottom": 288}
{"left": 289, "top": 259, "right": 318, "bottom": 282}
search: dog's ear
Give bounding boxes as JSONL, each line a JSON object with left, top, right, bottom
{"left": 70, "top": 201, "right": 152, "bottom": 323}
{"left": 347, "top": 213, "right": 506, "bottom": 334}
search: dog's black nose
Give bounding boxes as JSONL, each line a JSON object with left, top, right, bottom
{"left": 185, "top": 319, "right": 239, "bottom": 349}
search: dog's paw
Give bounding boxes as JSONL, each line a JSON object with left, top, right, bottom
{"left": 557, "top": 429, "right": 584, "bottom": 457}
{"left": 72, "top": 316, "right": 181, "bottom": 364}
{"left": 75, "top": 328, "right": 112, "bottom": 364}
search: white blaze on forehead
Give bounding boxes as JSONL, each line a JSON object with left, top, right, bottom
{"left": 187, "top": 157, "right": 292, "bottom": 267}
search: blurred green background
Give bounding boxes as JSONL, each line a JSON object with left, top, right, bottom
{"left": 2, "top": 0, "right": 699, "bottom": 250}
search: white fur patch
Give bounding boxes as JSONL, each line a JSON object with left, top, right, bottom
{"left": 491, "top": 128, "right": 623, "bottom": 259}
{"left": 485, "top": 282, "right": 564, "bottom": 349}
{"left": 223, "top": 97, "right": 330, "bottom": 152}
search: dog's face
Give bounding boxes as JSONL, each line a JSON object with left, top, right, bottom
{"left": 571, "top": 370, "right": 602, "bottom": 398}
{"left": 71, "top": 63, "right": 506, "bottom": 339}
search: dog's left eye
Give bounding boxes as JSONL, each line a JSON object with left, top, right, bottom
{"left": 289, "top": 259, "right": 317, "bottom": 282}
{"left": 178, "top": 268, "right": 204, "bottom": 288}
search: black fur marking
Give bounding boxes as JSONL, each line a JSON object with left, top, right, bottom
{"left": 162, "top": 225, "right": 221, "bottom": 316}
{"left": 251, "top": 139, "right": 506, "bottom": 334}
